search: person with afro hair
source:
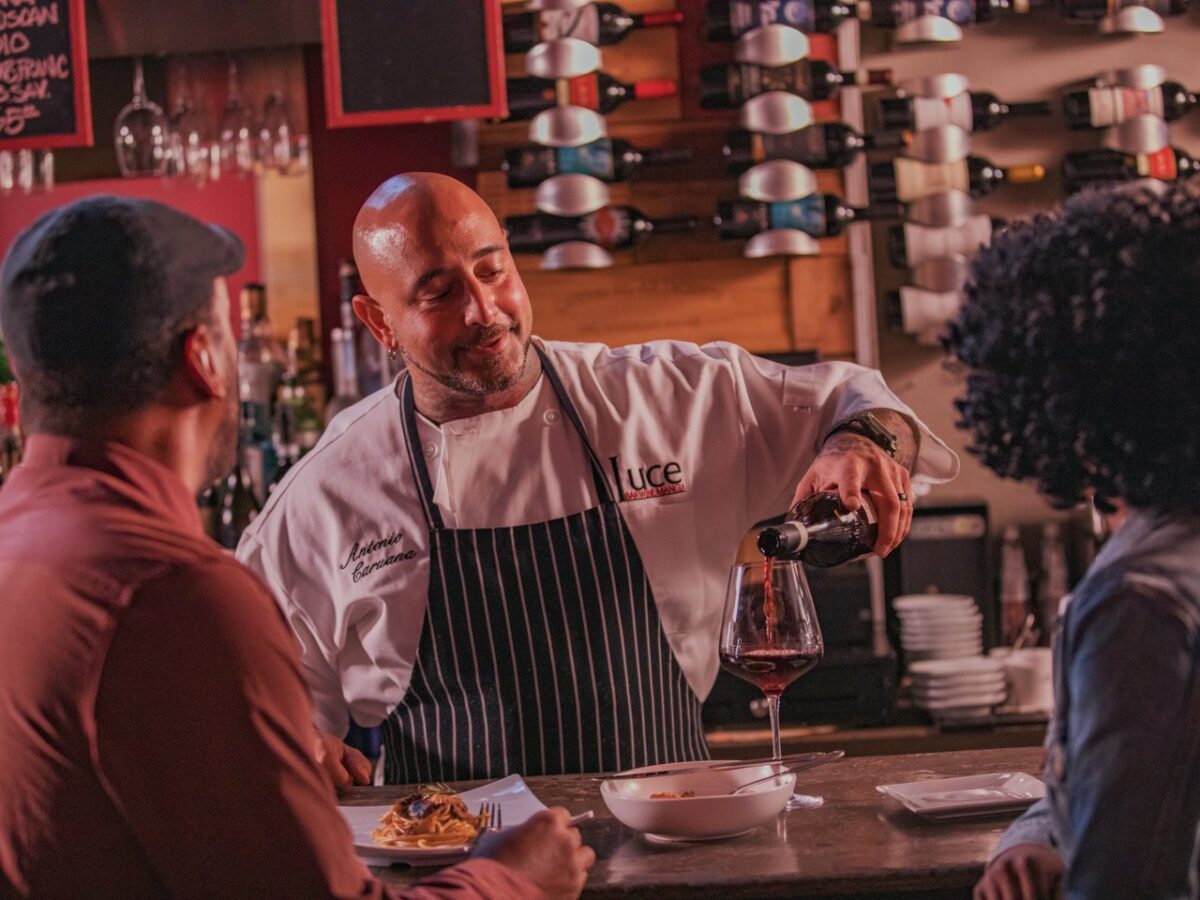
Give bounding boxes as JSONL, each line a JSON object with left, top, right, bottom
{"left": 948, "top": 180, "right": 1200, "bottom": 900}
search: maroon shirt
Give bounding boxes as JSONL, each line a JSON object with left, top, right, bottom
{"left": 0, "top": 436, "right": 535, "bottom": 899}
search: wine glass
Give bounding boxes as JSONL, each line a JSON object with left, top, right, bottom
{"left": 720, "top": 559, "right": 824, "bottom": 805}
{"left": 258, "top": 90, "right": 293, "bottom": 172}
{"left": 113, "top": 57, "right": 168, "bottom": 178}
{"left": 167, "top": 65, "right": 208, "bottom": 182}
{"left": 219, "top": 59, "right": 255, "bottom": 176}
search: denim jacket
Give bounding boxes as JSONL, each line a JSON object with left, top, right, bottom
{"left": 994, "top": 510, "right": 1200, "bottom": 900}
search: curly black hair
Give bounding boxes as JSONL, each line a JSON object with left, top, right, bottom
{"left": 944, "top": 180, "right": 1200, "bottom": 515}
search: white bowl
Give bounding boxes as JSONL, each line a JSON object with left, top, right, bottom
{"left": 600, "top": 761, "right": 796, "bottom": 841}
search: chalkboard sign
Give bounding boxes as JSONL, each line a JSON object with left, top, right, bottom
{"left": 0, "top": 0, "right": 92, "bottom": 150}
{"left": 320, "top": 0, "right": 507, "bottom": 127}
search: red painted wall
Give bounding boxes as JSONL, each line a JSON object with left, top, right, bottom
{"left": 303, "top": 45, "right": 473, "bottom": 376}
{"left": 0, "top": 176, "right": 262, "bottom": 325}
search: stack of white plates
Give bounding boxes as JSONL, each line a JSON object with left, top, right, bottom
{"left": 909, "top": 657, "right": 1007, "bottom": 721}
{"left": 895, "top": 594, "right": 983, "bottom": 662}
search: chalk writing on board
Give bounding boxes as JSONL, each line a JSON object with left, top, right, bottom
{"left": 0, "top": 1, "right": 76, "bottom": 139}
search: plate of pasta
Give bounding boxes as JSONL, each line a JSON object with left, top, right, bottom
{"left": 339, "top": 775, "right": 547, "bottom": 865}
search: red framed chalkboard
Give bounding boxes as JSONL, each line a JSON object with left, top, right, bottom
{"left": 0, "top": 0, "right": 93, "bottom": 151}
{"left": 320, "top": 0, "right": 508, "bottom": 127}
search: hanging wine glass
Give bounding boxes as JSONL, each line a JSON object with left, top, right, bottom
{"left": 219, "top": 59, "right": 255, "bottom": 176}
{"left": 258, "top": 90, "right": 292, "bottom": 172}
{"left": 113, "top": 58, "right": 168, "bottom": 178}
{"left": 167, "top": 62, "right": 208, "bottom": 181}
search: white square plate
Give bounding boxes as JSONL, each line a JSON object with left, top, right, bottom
{"left": 339, "top": 774, "right": 547, "bottom": 866}
{"left": 876, "top": 772, "right": 1045, "bottom": 819}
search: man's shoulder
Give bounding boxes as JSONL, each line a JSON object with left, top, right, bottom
{"left": 541, "top": 338, "right": 750, "bottom": 392}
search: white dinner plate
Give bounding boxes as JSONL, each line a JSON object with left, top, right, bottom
{"left": 917, "top": 690, "right": 1007, "bottom": 710}
{"left": 339, "top": 774, "right": 547, "bottom": 866}
{"left": 877, "top": 771, "right": 1045, "bottom": 819}
{"left": 893, "top": 595, "right": 977, "bottom": 613}
{"left": 909, "top": 657, "right": 1004, "bottom": 678}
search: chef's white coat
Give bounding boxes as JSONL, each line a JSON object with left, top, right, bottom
{"left": 237, "top": 339, "right": 958, "bottom": 737}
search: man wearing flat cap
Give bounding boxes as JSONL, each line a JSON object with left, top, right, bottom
{"left": 0, "top": 196, "right": 591, "bottom": 899}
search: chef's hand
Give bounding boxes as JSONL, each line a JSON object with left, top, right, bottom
{"left": 974, "top": 844, "right": 1064, "bottom": 900}
{"left": 313, "top": 727, "right": 373, "bottom": 790}
{"left": 475, "top": 808, "right": 596, "bottom": 900}
{"left": 793, "top": 430, "right": 913, "bottom": 558}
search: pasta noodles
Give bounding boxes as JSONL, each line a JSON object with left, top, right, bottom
{"left": 371, "top": 788, "right": 486, "bottom": 848}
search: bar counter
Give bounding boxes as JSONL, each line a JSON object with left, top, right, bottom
{"left": 343, "top": 746, "right": 1043, "bottom": 899}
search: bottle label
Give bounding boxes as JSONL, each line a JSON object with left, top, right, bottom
{"left": 567, "top": 74, "right": 601, "bottom": 110}
{"left": 1137, "top": 146, "right": 1177, "bottom": 180}
{"left": 901, "top": 215, "right": 992, "bottom": 266}
{"left": 732, "top": 62, "right": 810, "bottom": 102}
{"left": 895, "top": 0, "right": 977, "bottom": 25}
{"left": 767, "top": 196, "right": 827, "bottom": 236}
{"left": 556, "top": 142, "right": 616, "bottom": 180}
{"left": 893, "top": 157, "right": 969, "bottom": 202}
{"left": 910, "top": 92, "right": 974, "bottom": 131}
{"left": 761, "top": 126, "right": 829, "bottom": 165}
{"left": 729, "top": 0, "right": 816, "bottom": 35}
{"left": 540, "top": 6, "right": 601, "bottom": 43}
{"left": 1086, "top": 86, "right": 1165, "bottom": 127}
{"left": 580, "top": 207, "right": 633, "bottom": 248}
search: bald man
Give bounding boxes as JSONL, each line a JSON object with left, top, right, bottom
{"left": 238, "top": 173, "right": 959, "bottom": 785}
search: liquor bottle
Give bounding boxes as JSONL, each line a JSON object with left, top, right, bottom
{"left": 700, "top": 61, "right": 893, "bottom": 107}
{"left": 757, "top": 491, "right": 877, "bottom": 567}
{"left": 878, "top": 91, "right": 1051, "bottom": 133}
{"left": 503, "top": 3, "right": 684, "bottom": 53}
{"left": 868, "top": 155, "right": 1045, "bottom": 204}
{"left": 861, "top": 0, "right": 1016, "bottom": 27}
{"left": 1000, "top": 525, "right": 1032, "bottom": 646}
{"left": 288, "top": 317, "right": 321, "bottom": 387}
{"left": 280, "top": 341, "right": 324, "bottom": 455}
{"left": 723, "top": 123, "right": 903, "bottom": 173}
{"left": 502, "top": 139, "right": 693, "bottom": 188}
{"left": 505, "top": 72, "right": 677, "bottom": 120}
{"left": 1062, "top": 82, "right": 1198, "bottom": 129}
{"left": 217, "top": 444, "right": 262, "bottom": 550}
{"left": 705, "top": 0, "right": 855, "bottom": 39}
{"left": 505, "top": 206, "right": 698, "bottom": 253}
{"left": 715, "top": 194, "right": 903, "bottom": 240}
{"left": 886, "top": 215, "right": 1001, "bottom": 268}
{"left": 324, "top": 327, "right": 365, "bottom": 426}
{"left": 1060, "top": 0, "right": 1187, "bottom": 22}
{"left": 1037, "top": 522, "right": 1069, "bottom": 643}
{"left": 1061, "top": 146, "right": 1200, "bottom": 192}
{"left": 237, "top": 283, "right": 286, "bottom": 447}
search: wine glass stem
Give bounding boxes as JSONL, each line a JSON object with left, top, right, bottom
{"left": 767, "top": 693, "right": 782, "bottom": 761}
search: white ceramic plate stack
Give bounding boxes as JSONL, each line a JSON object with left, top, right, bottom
{"left": 909, "top": 657, "right": 1007, "bottom": 721}
{"left": 895, "top": 594, "right": 984, "bottom": 662}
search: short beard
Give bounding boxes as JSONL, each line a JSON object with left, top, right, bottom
{"left": 204, "top": 391, "right": 240, "bottom": 487}
{"left": 404, "top": 329, "right": 533, "bottom": 397}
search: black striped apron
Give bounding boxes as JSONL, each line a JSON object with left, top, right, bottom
{"left": 383, "top": 347, "right": 708, "bottom": 781}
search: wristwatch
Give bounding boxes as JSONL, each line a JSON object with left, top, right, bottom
{"left": 825, "top": 412, "right": 898, "bottom": 458}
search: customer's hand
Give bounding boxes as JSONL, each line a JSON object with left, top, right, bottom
{"left": 475, "top": 808, "right": 596, "bottom": 900}
{"left": 312, "top": 727, "right": 373, "bottom": 790}
{"left": 975, "top": 843, "right": 1064, "bottom": 900}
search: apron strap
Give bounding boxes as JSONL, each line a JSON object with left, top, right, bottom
{"left": 399, "top": 344, "right": 616, "bottom": 531}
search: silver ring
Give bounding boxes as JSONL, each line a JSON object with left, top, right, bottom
{"left": 898, "top": 492, "right": 909, "bottom": 502}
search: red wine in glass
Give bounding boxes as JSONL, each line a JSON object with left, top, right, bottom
{"left": 718, "top": 647, "right": 820, "bottom": 696}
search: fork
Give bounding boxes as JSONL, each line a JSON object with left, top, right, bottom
{"left": 478, "top": 801, "right": 503, "bottom": 832}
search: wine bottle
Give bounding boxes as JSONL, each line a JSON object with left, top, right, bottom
{"left": 861, "top": 0, "right": 1015, "bottom": 27}
{"left": 723, "top": 124, "right": 902, "bottom": 173}
{"left": 700, "top": 61, "right": 893, "bottom": 108}
{"left": 504, "top": 3, "right": 684, "bottom": 53}
{"left": 236, "top": 283, "right": 286, "bottom": 447}
{"left": 217, "top": 443, "right": 262, "bottom": 550}
{"left": 1062, "top": 146, "right": 1200, "bottom": 192}
{"left": 505, "top": 206, "right": 697, "bottom": 253}
{"left": 878, "top": 91, "right": 1051, "bottom": 133}
{"left": 715, "top": 195, "right": 902, "bottom": 240}
{"left": 886, "top": 215, "right": 1001, "bottom": 268}
{"left": 868, "top": 156, "right": 1045, "bottom": 204}
{"left": 1060, "top": 0, "right": 1187, "bottom": 22}
{"left": 1062, "top": 82, "right": 1198, "bottom": 129}
{"left": 757, "top": 491, "right": 877, "bottom": 567}
{"left": 705, "top": 0, "right": 855, "bottom": 38}
{"left": 502, "top": 139, "right": 692, "bottom": 188}
{"left": 885, "top": 286, "right": 965, "bottom": 334}
{"left": 506, "top": 72, "right": 677, "bottom": 120}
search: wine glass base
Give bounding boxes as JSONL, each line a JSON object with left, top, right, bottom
{"left": 787, "top": 793, "right": 824, "bottom": 810}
